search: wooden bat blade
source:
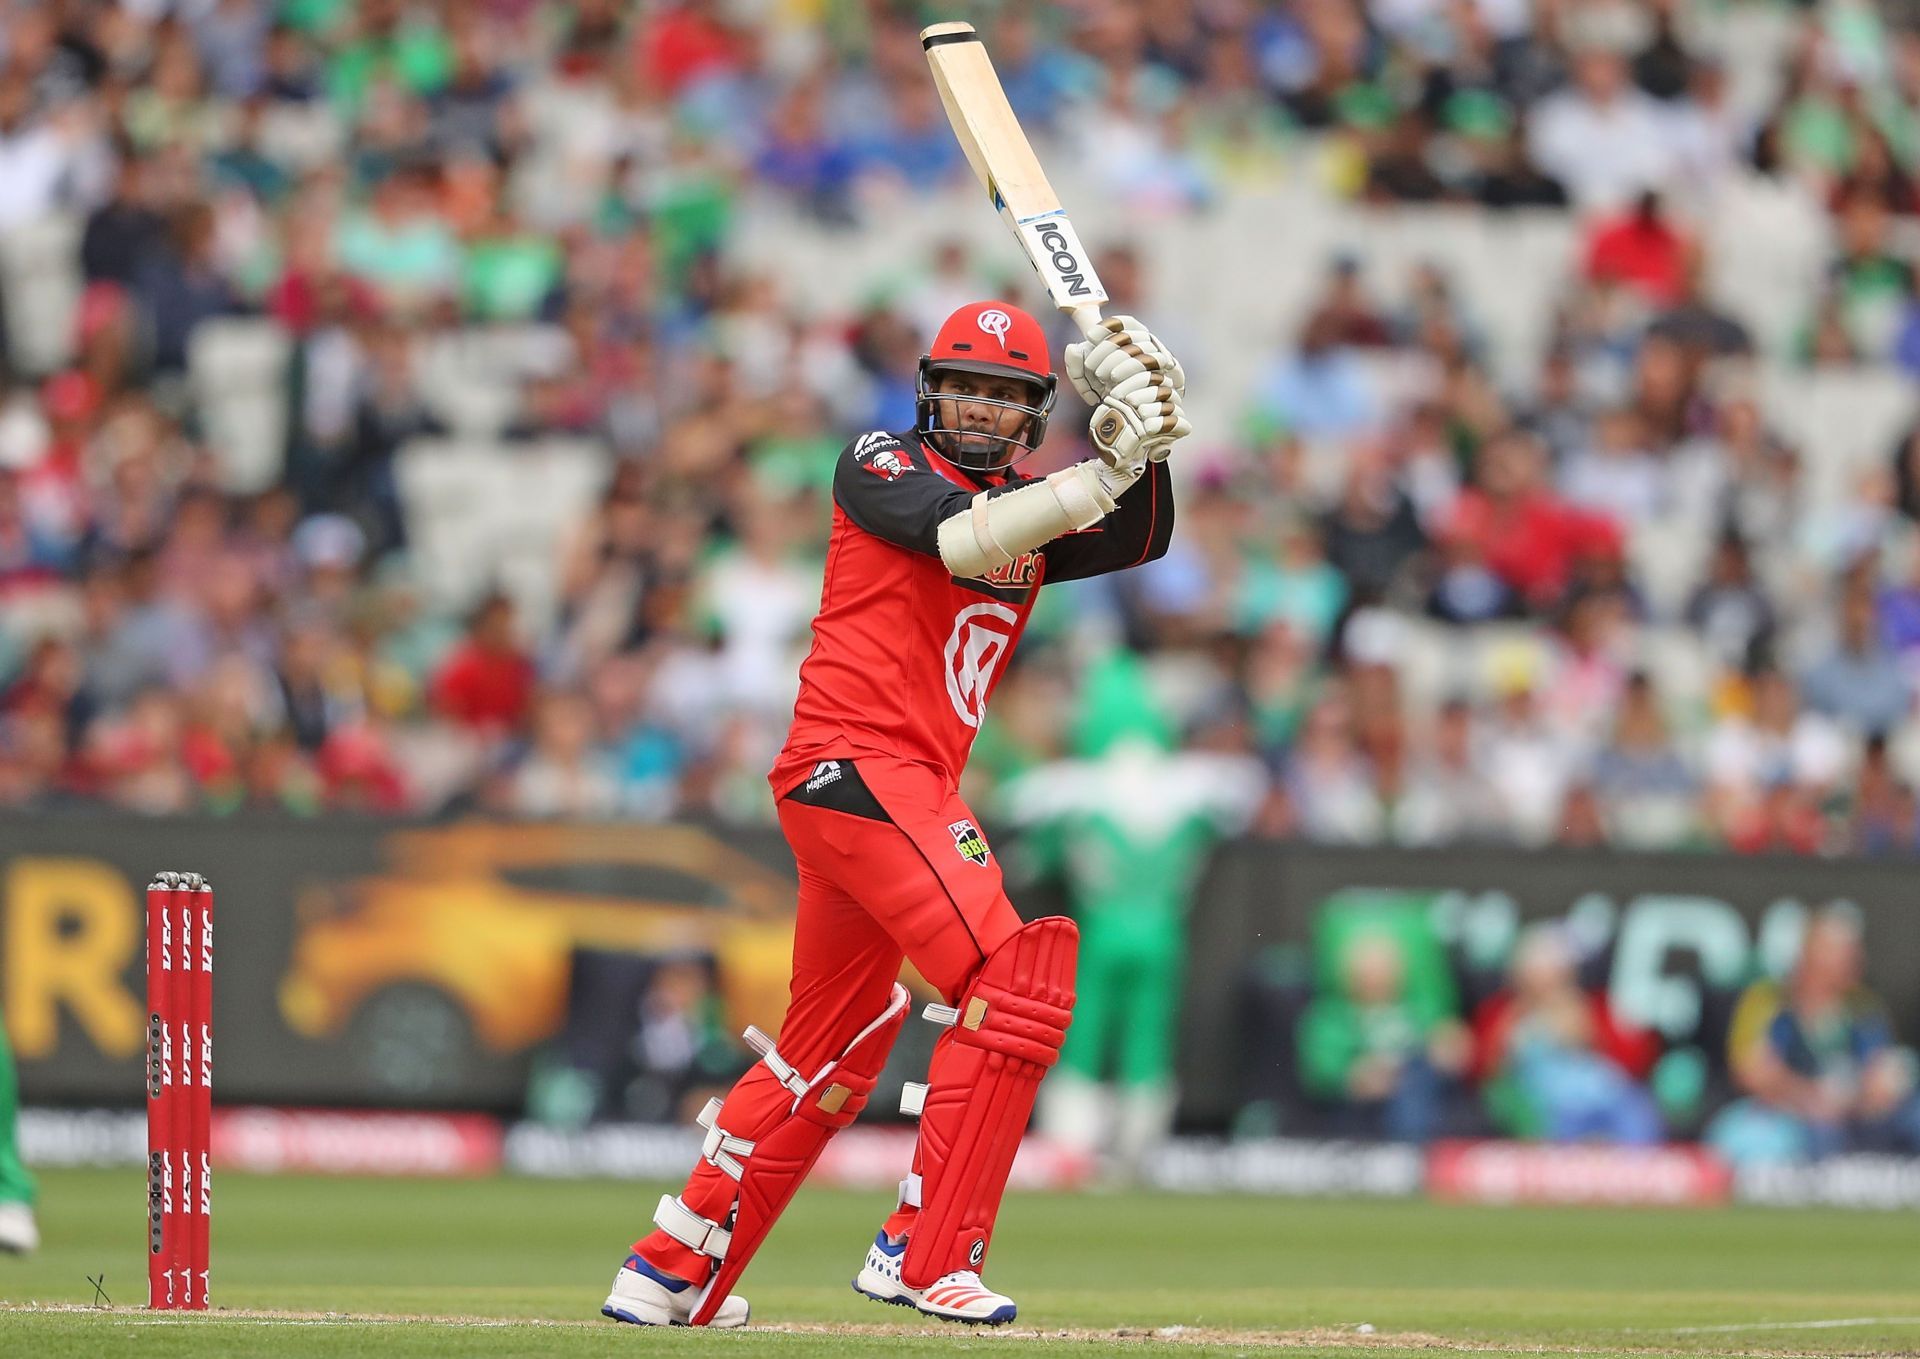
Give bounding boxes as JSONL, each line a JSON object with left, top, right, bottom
{"left": 921, "top": 22, "right": 1057, "bottom": 220}
{"left": 921, "top": 21, "right": 1106, "bottom": 331}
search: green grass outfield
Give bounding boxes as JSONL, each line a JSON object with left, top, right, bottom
{"left": 1, "top": 1168, "right": 1917, "bottom": 1357}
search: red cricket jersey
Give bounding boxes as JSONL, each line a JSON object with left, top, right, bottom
{"left": 768, "top": 430, "right": 1173, "bottom": 798}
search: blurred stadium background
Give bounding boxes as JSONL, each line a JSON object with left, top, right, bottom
{"left": 4, "top": 0, "right": 1920, "bottom": 1245}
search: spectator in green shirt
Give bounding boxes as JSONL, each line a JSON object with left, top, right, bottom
{"left": 333, "top": 165, "right": 462, "bottom": 311}
{"left": 462, "top": 203, "right": 562, "bottom": 322}
{"left": 325, "top": 0, "right": 453, "bottom": 118}
{"left": 1297, "top": 932, "right": 1471, "bottom": 1142}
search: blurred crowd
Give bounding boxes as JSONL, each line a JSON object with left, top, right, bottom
{"left": 1279, "top": 904, "right": 1920, "bottom": 1162}
{"left": 7, "top": 0, "right": 1920, "bottom": 859}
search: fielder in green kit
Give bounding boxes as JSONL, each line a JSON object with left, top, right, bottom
{"left": 1002, "top": 652, "right": 1264, "bottom": 1177}
{"left": 0, "top": 1017, "right": 37, "bottom": 1253}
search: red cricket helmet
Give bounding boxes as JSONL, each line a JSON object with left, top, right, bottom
{"left": 916, "top": 300, "right": 1058, "bottom": 473}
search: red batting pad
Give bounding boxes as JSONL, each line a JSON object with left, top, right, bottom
{"left": 687, "top": 985, "right": 910, "bottom": 1325}
{"left": 901, "top": 916, "right": 1076, "bottom": 1288}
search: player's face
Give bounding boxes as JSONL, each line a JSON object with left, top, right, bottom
{"left": 932, "top": 372, "right": 1039, "bottom": 463}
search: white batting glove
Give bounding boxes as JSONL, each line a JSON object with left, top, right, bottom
{"left": 1086, "top": 370, "right": 1191, "bottom": 470}
{"left": 1090, "top": 456, "right": 1143, "bottom": 499}
{"left": 1064, "top": 315, "right": 1187, "bottom": 406}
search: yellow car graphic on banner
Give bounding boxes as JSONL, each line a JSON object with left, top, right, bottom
{"left": 277, "top": 824, "right": 798, "bottom": 1094}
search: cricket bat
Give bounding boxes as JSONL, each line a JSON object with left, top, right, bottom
{"left": 921, "top": 21, "right": 1109, "bottom": 340}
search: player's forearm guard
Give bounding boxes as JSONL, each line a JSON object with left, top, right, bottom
{"left": 936, "top": 465, "right": 1120, "bottom": 578}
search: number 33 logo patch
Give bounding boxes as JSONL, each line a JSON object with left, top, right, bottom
{"left": 949, "top": 818, "right": 990, "bottom": 867}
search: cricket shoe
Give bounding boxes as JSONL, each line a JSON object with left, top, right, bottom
{"left": 0, "top": 1202, "right": 37, "bottom": 1254}
{"left": 601, "top": 1253, "right": 748, "bottom": 1328}
{"left": 853, "top": 1231, "right": 1016, "bottom": 1324}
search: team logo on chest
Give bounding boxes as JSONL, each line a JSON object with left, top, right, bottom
{"left": 949, "top": 818, "right": 991, "bottom": 867}
{"left": 942, "top": 603, "right": 1017, "bottom": 729}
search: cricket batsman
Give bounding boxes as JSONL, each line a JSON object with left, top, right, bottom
{"left": 601, "top": 301, "right": 1190, "bottom": 1327}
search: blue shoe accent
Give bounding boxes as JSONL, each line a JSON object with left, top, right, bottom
{"left": 871, "top": 1230, "right": 905, "bottom": 1258}
{"left": 623, "top": 1253, "right": 691, "bottom": 1293}
{"left": 601, "top": 1304, "right": 688, "bottom": 1328}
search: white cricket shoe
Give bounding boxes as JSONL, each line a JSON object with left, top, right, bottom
{"left": 0, "top": 1202, "right": 38, "bottom": 1254}
{"left": 601, "top": 1253, "right": 748, "bottom": 1328}
{"left": 853, "top": 1231, "right": 1017, "bottom": 1324}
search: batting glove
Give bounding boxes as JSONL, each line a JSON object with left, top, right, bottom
{"left": 1087, "top": 370, "right": 1191, "bottom": 470}
{"left": 1064, "top": 315, "right": 1187, "bottom": 406}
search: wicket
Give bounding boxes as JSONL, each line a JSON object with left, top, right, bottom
{"left": 146, "top": 872, "right": 212, "bottom": 1311}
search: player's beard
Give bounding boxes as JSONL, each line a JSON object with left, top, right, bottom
{"left": 938, "top": 403, "right": 1023, "bottom": 471}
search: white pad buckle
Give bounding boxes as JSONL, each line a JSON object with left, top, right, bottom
{"left": 899, "top": 1081, "right": 928, "bottom": 1118}
{"left": 653, "top": 1193, "right": 731, "bottom": 1260}
{"left": 696, "top": 1097, "right": 756, "bottom": 1181}
{"left": 922, "top": 1003, "right": 960, "bottom": 1027}
{"left": 898, "top": 1171, "right": 923, "bottom": 1210}
{"left": 743, "top": 1025, "right": 811, "bottom": 1098}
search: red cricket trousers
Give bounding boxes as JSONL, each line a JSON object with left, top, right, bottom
{"left": 635, "top": 755, "right": 1022, "bottom": 1280}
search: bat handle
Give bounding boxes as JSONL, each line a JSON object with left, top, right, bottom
{"left": 1069, "top": 304, "right": 1107, "bottom": 341}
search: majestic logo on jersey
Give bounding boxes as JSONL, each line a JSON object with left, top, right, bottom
{"left": 942, "top": 602, "right": 1017, "bottom": 729}
{"left": 804, "top": 761, "right": 842, "bottom": 793}
{"left": 977, "top": 309, "right": 1012, "bottom": 348}
{"left": 949, "top": 818, "right": 990, "bottom": 867}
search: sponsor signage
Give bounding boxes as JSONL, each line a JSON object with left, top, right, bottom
{"left": 28, "top": 1110, "right": 1914, "bottom": 1210}
{"left": 1427, "top": 1140, "right": 1732, "bottom": 1207}
{"left": 2, "top": 813, "right": 797, "bottom": 1109}
{"left": 214, "top": 1107, "right": 503, "bottom": 1177}
{"left": 1181, "top": 842, "right": 1920, "bottom": 1128}
{"left": 11, "top": 817, "right": 1920, "bottom": 1144}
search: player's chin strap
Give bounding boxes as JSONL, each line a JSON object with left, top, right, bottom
{"left": 894, "top": 917, "right": 1078, "bottom": 1288}
{"left": 659, "top": 982, "right": 911, "bottom": 1326}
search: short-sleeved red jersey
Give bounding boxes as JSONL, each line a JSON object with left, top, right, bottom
{"left": 768, "top": 431, "right": 1173, "bottom": 798}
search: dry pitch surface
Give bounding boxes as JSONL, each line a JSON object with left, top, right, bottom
{"left": 1, "top": 1168, "right": 1917, "bottom": 1357}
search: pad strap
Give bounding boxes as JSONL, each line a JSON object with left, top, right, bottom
{"left": 654, "top": 1193, "right": 731, "bottom": 1260}
{"left": 900, "top": 1081, "right": 927, "bottom": 1118}
{"left": 743, "top": 1026, "right": 810, "bottom": 1098}
{"left": 697, "top": 1097, "right": 757, "bottom": 1181}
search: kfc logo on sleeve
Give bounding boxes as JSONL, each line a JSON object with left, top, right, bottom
{"left": 853, "top": 431, "right": 911, "bottom": 480}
